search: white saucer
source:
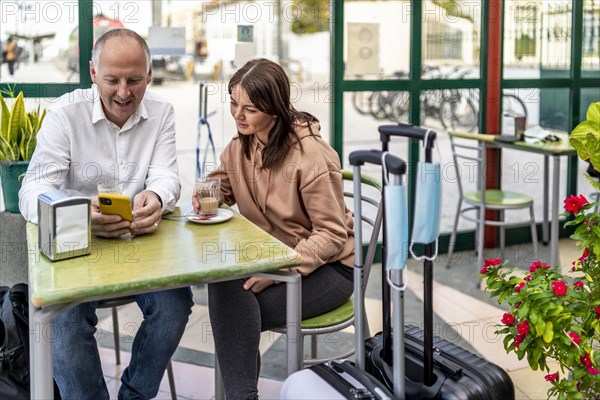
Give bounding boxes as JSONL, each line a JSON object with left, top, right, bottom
{"left": 185, "top": 209, "right": 233, "bottom": 225}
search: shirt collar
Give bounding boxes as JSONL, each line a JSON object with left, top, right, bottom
{"left": 90, "top": 84, "right": 149, "bottom": 129}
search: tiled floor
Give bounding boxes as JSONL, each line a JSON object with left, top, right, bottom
{"left": 96, "top": 238, "right": 580, "bottom": 399}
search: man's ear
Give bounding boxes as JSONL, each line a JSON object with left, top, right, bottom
{"left": 89, "top": 61, "right": 97, "bottom": 84}
{"left": 147, "top": 65, "right": 152, "bottom": 84}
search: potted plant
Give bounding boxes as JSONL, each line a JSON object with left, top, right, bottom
{"left": 480, "top": 101, "right": 600, "bottom": 400}
{"left": 0, "top": 88, "right": 46, "bottom": 213}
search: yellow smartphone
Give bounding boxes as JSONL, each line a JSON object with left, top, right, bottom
{"left": 98, "top": 193, "right": 133, "bottom": 221}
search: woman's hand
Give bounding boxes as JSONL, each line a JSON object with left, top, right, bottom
{"left": 243, "top": 276, "right": 277, "bottom": 293}
{"left": 191, "top": 187, "right": 200, "bottom": 214}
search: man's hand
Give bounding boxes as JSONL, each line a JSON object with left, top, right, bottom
{"left": 130, "top": 190, "right": 163, "bottom": 236}
{"left": 242, "top": 276, "right": 277, "bottom": 293}
{"left": 91, "top": 198, "right": 132, "bottom": 238}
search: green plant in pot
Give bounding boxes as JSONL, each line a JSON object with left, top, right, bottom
{"left": 0, "top": 88, "right": 46, "bottom": 213}
{"left": 480, "top": 101, "right": 600, "bottom": 400}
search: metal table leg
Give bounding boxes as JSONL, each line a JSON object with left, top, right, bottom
{"left": 213, "top": 271, "right": 302, "bottom": 399}
{"left": 550, "top": 155, "right": 560, "bottom": 267}
{"left": 29, "top": 301, "right": 78, "bottom": 399}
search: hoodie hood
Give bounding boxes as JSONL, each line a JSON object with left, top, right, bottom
{"left": 291, "top": 120, "right": 322, "bottom": 144}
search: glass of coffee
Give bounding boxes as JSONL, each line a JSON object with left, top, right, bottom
{"left": 196, "top": 178, "right": 221, "bottom": 217}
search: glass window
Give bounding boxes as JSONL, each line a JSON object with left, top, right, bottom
{"left": 582, "top": 0, "right": 600, "bottom": 79}
{"left": 344, "top": 1, "right": 411, "bottom": 80}
{"left": 422, "top": 0, "right": 481, "bottom": 79}
{"left": 504, "top": 0, "right": 572, "bottom": 79}
{"left": 342, "top": 90, "right": 410, "bottom": 169}
{"left": 0, "top": 1, "right": 80, "bottom": 83}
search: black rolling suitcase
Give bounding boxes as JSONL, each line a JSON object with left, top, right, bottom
{"left": 365, "top": 123, "right": 515, "bottom": 400}
{"left": 281, "top": 150, "right": 407, "bottom": 399}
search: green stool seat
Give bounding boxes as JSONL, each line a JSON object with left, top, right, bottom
{"left": 301, "top": 298, "right": 354, "bottom": 329}
{"left": 464, "top": 189, "right": 533, "bottom": 206}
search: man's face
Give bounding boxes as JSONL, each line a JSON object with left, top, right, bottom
{"left": 90, "top": 36, "right": 152, "bottom": 128}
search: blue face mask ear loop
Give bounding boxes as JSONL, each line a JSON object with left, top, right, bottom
{"left": 409, "top": 129, "right": 439, "bottom": 262}
{"left": 381, "top": 151, "right": 408, "bottom": 292}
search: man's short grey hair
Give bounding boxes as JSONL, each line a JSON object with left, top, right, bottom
{"left": 91, "top": 29, "right": 151, "bottom": 72}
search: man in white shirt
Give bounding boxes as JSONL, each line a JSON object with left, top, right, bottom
{"left": 19, "top": 29, "right": 193, "bottom": 400}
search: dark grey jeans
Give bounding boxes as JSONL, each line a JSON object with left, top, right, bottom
{"left": 208, "top": 262, "right": 353, "bottom": 399}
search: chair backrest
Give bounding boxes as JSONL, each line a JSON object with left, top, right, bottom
{"left": 341, "top": 170, "right": 383, "bottom": 292}
{"left": 447, "top": 131, "right": 488, "bottom": 197}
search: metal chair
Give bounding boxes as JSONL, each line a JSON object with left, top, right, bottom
{"left": 271, "top": 170, "right": 383, "bottom": 367}
{"left": 446, "top": 130, "right": 539, "bottom": 270}
{"left": 97, "top": 298, "right": 177, "bottom": 400}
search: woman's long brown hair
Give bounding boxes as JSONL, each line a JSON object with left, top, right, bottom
{"left": 228, "top": 58, "right": 318, "bottom": 170}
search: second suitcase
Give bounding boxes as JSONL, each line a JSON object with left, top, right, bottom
{"left": 365, "top": 326, "right": 515, "bottom": 400}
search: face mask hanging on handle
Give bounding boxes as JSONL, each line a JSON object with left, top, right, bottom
{"left": 382, "top": 152, "right": 409, "bottom": 290}
{"left": 409, "top": 129, "right": 442, "bottom": 261}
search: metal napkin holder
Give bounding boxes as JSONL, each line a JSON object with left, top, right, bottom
{"left": 37, "top": 190, "right": 91, "bottom": 261}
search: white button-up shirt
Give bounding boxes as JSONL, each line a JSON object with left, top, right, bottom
{"left": 19, "top": 85, "right": 181, "bottom": 222}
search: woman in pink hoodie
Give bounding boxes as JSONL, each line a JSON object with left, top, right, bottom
{"left": 193, "top": 58, "right": 355, "bottom": 399}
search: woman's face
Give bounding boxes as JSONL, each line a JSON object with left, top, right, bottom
{"left": 229, "top": 84, "right": 276, "bottom": 143}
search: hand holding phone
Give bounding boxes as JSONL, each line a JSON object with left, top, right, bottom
{"left": 98, "top": 193, "right": 133, "bottom": 221}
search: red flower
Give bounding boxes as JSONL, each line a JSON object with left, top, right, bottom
{"left": 514, "top": 334, "right": 525, "bottom": 348}
{"left": 484, "top": 258, "right": 503, "bottom": 267}
{"left": 581, "top": 353, "right": 600, "bottom": 375}
{"left": 581, "top": 353, "right": 592, "bottom": 367}
{"left": 501, "top": 313, "right": 516, "bottom": 326}
{"left": 544, "top": 373, "right": 559, "bottom": 382}
{"left": 573, "top": 281, "right": 584, "bottom": 289}
{"left": 569, "top": 331, "right": 582, "bottom": 345}
{"left": 564, "top": 194, "right": 589, "bottom": 213}
{"left": 516, "top": 320, "right": 529, "bottom": 336}
{"left": 514, "top": 282, "right": 525, "bottom": 292}
{"left": 579, "top": 247, "right": 590, "bottom": 262}
{"left": 481, "top": 258, "right": 503, "bottom": 274}
{"left": 524, "top": 274, "right": 532, "bottom": 281}
{"left": 595, "top": 306, "right": 600, "bottom": 319}
{"left": 551, "top": 280, "right": 568, "bottom": 296}
{"left": 529, "top": 260, "right": 550, "bottom": 272}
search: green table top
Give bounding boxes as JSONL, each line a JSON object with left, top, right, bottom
{"left": 449, "top": 130, "right": 576, "bottom": 156}
{"left": 27, "top": 208, "right": 301, "bottom": 308}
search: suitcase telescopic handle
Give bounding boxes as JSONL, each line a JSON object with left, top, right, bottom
{"left": 348, "top": 150, "right": 406, "bottom": 176}
{"left": 379, "top": 123, "right": 437, "bottom": 150}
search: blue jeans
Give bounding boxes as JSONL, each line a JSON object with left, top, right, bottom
{"left": 52, "top": 287, "right": 193, "bottom": 400}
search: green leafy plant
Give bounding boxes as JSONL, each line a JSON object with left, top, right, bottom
{"left": 481, "top": 101, "right": 600, "bottom": 399}
{"left": 481, "top": 196, "right": 600, "bottom": 399}
{"left": 0, "top": 87, "right": 46, "bottom": 162}
{"left": 570, "top": 101, "right": 600, "bottom": 192}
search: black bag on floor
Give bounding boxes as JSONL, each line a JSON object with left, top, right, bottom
{"left": 0, "top": 283, "right": 61, "bottom": 399}
{"left": 0, "top": 284, "right": 30, "bottom": 399}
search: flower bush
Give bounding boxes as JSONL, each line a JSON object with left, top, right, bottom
{"left": 480, "top": 194, "right": 600, "bottom": 400}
